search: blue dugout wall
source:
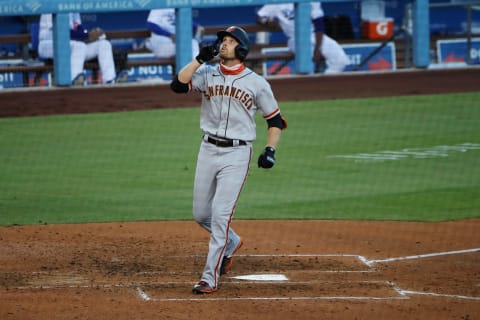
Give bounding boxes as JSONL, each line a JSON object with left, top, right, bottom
{"left": 0, "top": 0, "right": 433, "bottom": 87}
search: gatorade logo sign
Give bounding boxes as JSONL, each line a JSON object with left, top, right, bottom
{"left": 376, "top": 22, "right": 390, "bottom": 36}
{"left": 362, "top": 20, "right": 393, "bottom": 39}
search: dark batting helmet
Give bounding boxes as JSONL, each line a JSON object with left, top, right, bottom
{"left": 217, "top": 26, "right": 250, "bottom": 61}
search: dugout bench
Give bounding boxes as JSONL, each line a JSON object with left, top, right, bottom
{"left": 0, "top": 23, "right": 294, "bottom": 87}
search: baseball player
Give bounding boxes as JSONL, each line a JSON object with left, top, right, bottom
{"left": 170, "top": 26, "right": 287, "bottom": 294}
{"left": 38, "top": 13, "right": 117, "bottom": 85}
{"left": 145, "top": 9, "right": 202, "bottom": 59}
{"left": 257, "top": 2, "right": 350, "bottom": 74}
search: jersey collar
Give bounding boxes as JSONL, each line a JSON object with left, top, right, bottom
{"left": 219, "top": 62, "right": 245, "bottom": 75}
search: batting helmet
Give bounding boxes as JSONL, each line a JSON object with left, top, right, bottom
{"left": 217, "top": 26, "right": 250, "bottom": 61}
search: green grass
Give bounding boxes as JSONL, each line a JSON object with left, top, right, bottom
{"left": 1, "top": 92, "right": 479, "bottom": 225}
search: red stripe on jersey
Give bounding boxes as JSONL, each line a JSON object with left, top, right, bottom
{"left": 263, "top": 108, "right": 280, "bottom": 119}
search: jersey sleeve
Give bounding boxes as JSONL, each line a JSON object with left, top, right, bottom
{"left": 257, "top": 5, "right": 277, "bottom": 19}
{"left": 69, "top": 13, "right": 88, "bottom": 41}
{"left": 311, "top": 2, "right": 324, "bottom": 19}
{"left": 147, "top": 9, "right": 176, "bottom": 35}
{"left": 190, "top": 64, "right": 210, "bottom": 92}
{"left": 255, "top": 77, "right": 281, "bottom": 119}
{"left": 146, "top": 21, "right": 171, "bottom": 37}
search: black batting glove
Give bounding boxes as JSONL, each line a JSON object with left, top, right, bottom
{"left": 258, "top": 147, "right": 276, "bottom": 169}
{"left": 195, "top": 41, "right": 219, "bottom": 64}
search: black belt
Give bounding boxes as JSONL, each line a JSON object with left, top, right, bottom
{"left": 205, "top": 135, "right": 247, "bottom": 147}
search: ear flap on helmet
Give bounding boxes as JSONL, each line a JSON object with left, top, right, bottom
{"left": 235, "top": 44, "right": 248, "bottom": 61}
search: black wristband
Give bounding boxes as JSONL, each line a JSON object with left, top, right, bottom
{"left": 195, "top": 56, "right": 205, "bottom": 64}
{"left": 265, "top": 147, "right": 275, "bottom": 154}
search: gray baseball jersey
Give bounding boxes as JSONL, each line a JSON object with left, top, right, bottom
{"left": 191, "top": 63, "right": 281, "bottom": 141}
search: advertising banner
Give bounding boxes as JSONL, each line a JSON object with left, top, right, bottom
{"left": 436, "top": 38, "right": 480, "bottom": 65}
{"left": 262, "top": 42, "right": 396, "bottom": 76}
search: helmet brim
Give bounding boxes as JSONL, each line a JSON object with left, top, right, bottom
{"left": 217, "top": 30, "right": 239, "bottom": 43}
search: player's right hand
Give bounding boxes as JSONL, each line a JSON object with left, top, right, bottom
{"left": 195, "top": 42, "right": 219, "bottom": 64}
{"left": 88, "top": 27, "right": 105, "bottom": 42}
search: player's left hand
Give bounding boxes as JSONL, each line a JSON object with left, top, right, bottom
{"left": 258, "top": 147, "right": 276, "bottom": 169}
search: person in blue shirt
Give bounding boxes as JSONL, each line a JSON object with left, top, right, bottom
{"left": 38, "top": 13, "right": 122, "bottom": 85}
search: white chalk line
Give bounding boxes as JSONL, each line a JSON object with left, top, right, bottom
{"left": 397, "top": 289, "right": 480, "bottom": 301}
{"left": 135, "top": 270, "right": 374, "bottom": 275}
{"left": 138, "top": 295, "right": 409, "bottom": 302}
{"left": 13, "top": 283, "right": 135, "bottom": 290}
{"left": 143, "top": 253, "right": 363, "bottom": 260}
{"left": 11, "top": 279, "right": 386, "bottom": 290}
{"left": 391, "top": 283, "right": 480, "bottom": 301}
{"left": 362, "top": 248, "right": 480, "bottom": 267}
{"left": 150, "top": 254, "right": 361, "bottom": 258}
{"left": 136, "top": 282, "right": 408, "bottom": 302}
{"left": 236, "top": 254, "right": 361, "bottom": 257}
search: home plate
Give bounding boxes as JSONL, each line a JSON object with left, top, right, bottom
{"left": 231, "top": 274, "right": 288, "bottom": 281}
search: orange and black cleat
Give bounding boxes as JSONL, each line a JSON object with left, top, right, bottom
{"left": 192, "top": 281, "right": 218, "bottom": 294}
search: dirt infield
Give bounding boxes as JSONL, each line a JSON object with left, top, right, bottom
{"left": 1, "top": 68, "right": 479, "bottom": 319}
{"left": 1, "top": 220, "right": 479, "bottom": 319}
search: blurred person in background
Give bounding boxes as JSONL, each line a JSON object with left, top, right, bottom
{"left": 257, "top": 1, "right": 349, "bottom": 74}
{"left": 145, "top": 9, "right": 203, "bottom": 59}
{"left": 38, "top": 13, "right": 124, "bottom": 85}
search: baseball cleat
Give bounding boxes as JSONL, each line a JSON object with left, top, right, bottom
{"left": 72, "top": 73, "right": 85, "bottom": 86}
{"left": 115, "top": 69, "right": 129, "bottom": 83}
{"left": 192, "top": 281, "right": 218, "bottom": 294}
{"left": 220, "top": 237, "right": 243, "bottom": 275}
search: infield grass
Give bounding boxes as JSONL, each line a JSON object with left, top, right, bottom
{"left": 0, "top": 92, "right": 479, "bottom": 225}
